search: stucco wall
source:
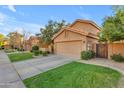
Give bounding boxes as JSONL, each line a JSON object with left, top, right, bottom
{"left": 54, "top": 29, "right": 85, "bottom": 43}
{"left": 70, "top": 22, "right": 99, "bottom": 35}
{"left": 108, "top": 43, "right": 124, "bottom": 59}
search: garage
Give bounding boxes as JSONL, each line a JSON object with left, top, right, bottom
{"left": 55, "top": 40, "right": 82, "bottom": 58}
{"left": 52, "top": 19, "right": 100, "bottom": 58}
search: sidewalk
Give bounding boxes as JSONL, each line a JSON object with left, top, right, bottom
{"left": 78, "top": 58, "right": 124, "bottom": 88}
{"left": 78, "top": 58, "right": 124, "bottom": 75}
{"left": 0, "top": 51, "right": 25, "bottom": 88}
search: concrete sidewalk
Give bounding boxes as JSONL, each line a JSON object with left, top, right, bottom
{"left": 78, "top": 58, "right": 124, "bottom": 75}
{"left": 0, "top": 51, "right": 25, "bottom": 88}
{"left": 78, "top": 58, "right": 124, "bottom": 88}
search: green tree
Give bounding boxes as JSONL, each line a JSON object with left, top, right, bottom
{"left": 0, "top": 33, "right": 4, "bottom": 47}
{"left": 0, "top": 33, "right": 4, "bottom": 39}
{"left": 40, "top": 20, "right": 69, "bottom": 45}
{"left": 99, "top": 6, "right": 124, "bottom": 42}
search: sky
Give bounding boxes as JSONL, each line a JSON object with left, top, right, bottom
{"left": 0, "top": 5, "right": 113, "bottom": 36}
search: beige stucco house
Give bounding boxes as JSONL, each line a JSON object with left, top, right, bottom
{"left": 52, "top": 19, "right": 100, "bottom": 58}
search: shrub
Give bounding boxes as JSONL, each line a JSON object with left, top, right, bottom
{"left": 47, "top": 51, "right": 50, "bottom": 54}
{"left": 34, "top": 50, "right": 39, "bottom": 56}
{"left": 30, "top": 50, "right": 33, "bottom": 52}
{"left": 81, "top": 50, "right": 95, "bottom": 60}
{"left": 39, "top": 51, "right": 42, "bottom": 54}
{"left": 32, "top": 45, "right": 39, "bottom": 52}
{"left": 17, "top": 48, "right": 23, "bottom": 51}
{"left": 111, "top": 54, "right": 124, "bottom": 62}
{"left": 42, "top": 51, "right": 48, "bottom": 56}
{"left": 1, "top": 46, "right": 4, "bottom": 49}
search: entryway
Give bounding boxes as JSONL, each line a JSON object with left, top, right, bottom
{"left": 96, "top": 44, "right": 108, "bottom": 58}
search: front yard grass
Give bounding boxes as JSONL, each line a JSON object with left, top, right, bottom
{"left": 8, "top": 52, "right": 33, "bottom": 62}
{"left": 23, "top": 62, "right": 122, "bottom": 88}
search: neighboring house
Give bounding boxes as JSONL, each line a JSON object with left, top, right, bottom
{"left": 52, "top": 19, "right": 100, "bottom": 58}
{"left": 23, "top": 36, "right": 40, "bottom": 51}
{"left": 23, "top": 36, "right": 50, "bottom": 51}
{"left": 23, "top": 39, "right": 32, "bottom": 51}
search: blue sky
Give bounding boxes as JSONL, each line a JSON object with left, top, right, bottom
{"left": 0, "top": 5, "right": 113, "bottom": 36}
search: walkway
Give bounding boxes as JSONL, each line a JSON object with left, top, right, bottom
{"left": 78, "top": 58, "right": 124, "bottom": 88}
{"left": 0, "top": 51, "right": 25, "bottom": 88}
{"left": 78, "top": 58, "right": 124, "bottom": 75}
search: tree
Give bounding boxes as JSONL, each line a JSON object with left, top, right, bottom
{"left": 40, "top": 20, "right": 69, "bottom": 45}
{"left": 0, "top": 33, "right": 4, "bottom": 47}
{"left": 99, "top": 6, "right": 124, "bottom": 42}
{"left": 7, "top": 32, "right": 23, "bottom": 49}
{"left": 21, "top": 30, "right": 31, "bottom": 50}
{"left": 0, "top": 33, "right": 4, "bottom": 39}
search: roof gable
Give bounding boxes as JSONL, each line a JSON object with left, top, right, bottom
{"left": 52, "top": 19, "right": 100, "bottom": 40}
{"left": 69, "top": 19, "right": 100, "bottom": 30}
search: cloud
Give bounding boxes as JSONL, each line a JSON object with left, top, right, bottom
{"left": 0, "top": 12, "right": 6, "bottom": 26}
{"left": 7, "top": 5, "right": 16, "bottom": 12}
{"left": 0, "top": 12, "right": 42, "bottom": 36}
{"left": 0, "top": 23, "right": 4, "bottom": 26}
{"left": 3, "top": 5, "right": 27, "bottom": 16}
{"left": 14, "top": 27, "right": 24, "bottom": 34}
{"left": 0, "top": 12, "right": 5, "bottom": 22}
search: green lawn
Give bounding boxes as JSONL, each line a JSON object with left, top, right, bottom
{"left": 23, "top": 62, "right": 122, "bottom": 88}
{"left": 8, "top": 52, "right": 33, "bottom": 62}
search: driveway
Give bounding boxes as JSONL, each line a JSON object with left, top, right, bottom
{"left": 0, "top": 51, "right": 25, "bottom": 88}
{"left": 13, "top": 55, "right": 75, "bottom": 80}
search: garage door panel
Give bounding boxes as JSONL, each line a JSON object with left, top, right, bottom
{"left": 55, "top": 41, "right": 82, "bottom": 58}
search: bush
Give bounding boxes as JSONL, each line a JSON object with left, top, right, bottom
{"left": 39, "top": 51, "right": 42, "bottom": 54}
{"left": 47, "top": 51, "right": 50, "bottom": 54}
{"left": 81, "top": 50, "right": 95, "bottom": 60}
{"left": 32, "top": 45, "right": 39, "bottom": 52}
{"left": 30, "top": 50, "right": 33, "bottom": 52}
{"left": 111, "top": 54, "right": 124, "bottom": 62}
{"left": 42, "top": 51, "right": 48, "bottom": 56}
{"left": 17, "top": 48, "right": 23, "bottom": 51}
{"left": 17, "top": 48, "right": 20, "bottom": 51}
{"left": 34, "top": 50, "right": 39, "bottom": 56}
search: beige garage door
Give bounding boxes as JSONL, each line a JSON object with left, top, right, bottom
{"left": 55, "top": 41, "right": 82, "bottom": 58}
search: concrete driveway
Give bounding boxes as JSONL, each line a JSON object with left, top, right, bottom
{"left": 13, "top": 55, "right": 75, "bottom": 80}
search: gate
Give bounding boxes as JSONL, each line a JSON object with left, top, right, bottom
{"left": 96, "top": 44, "right": 108, "bottom": 58}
